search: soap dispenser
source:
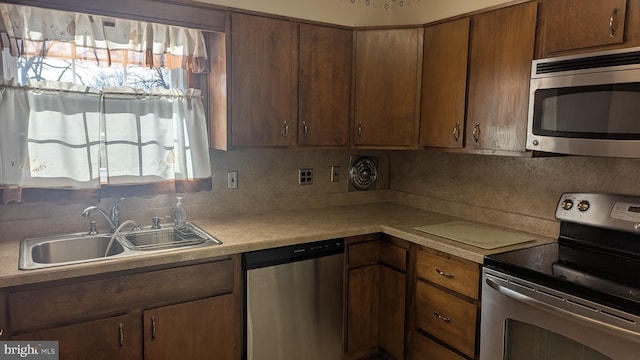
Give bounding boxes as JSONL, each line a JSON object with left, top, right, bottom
{"left": 173, "top": 196, "right": 187, "bottom": 229}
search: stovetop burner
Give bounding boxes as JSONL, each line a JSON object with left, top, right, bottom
{"left": 485, "top": 193, "right": 640, "bottom": 316}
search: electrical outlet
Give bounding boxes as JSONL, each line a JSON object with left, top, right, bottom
{"left": 331, "top": 166, "right": 340, "bottom": 182}
{"left": 227, "top": 171, "right": 238, "bottom": 189}
{"left": 299, "top": 168, "right": 313, "bottom": 185}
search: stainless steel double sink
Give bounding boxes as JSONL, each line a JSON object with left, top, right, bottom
{"left": 19, "top": 222, "right": 222, "bottom": 270}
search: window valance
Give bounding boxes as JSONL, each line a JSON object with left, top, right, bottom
{"left": 0, "top": 4, "right": 208, "bottom": 72}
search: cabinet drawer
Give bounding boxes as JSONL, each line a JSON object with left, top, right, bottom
{"left": 348, "top": 241, "right": 380, "bottom": 267}
{"left": 415, "top": 281, "right": 476, "bottom": 358}
{"left": 380, "top": 241, "right": 407, "bottom": 271}
{"left": 9, "top": 259, "right": 234, "bottom": 333}
{"left": 415, "top": 249, "right": 479, "bottom": 300}
{"left": 409, "top": 331, "right": 466, "bottom": 360}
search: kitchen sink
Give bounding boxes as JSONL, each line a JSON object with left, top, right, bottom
{"left": 29, "top": 235, "right": 125, "bottom": 264}
{"left": 19, "top": 222, "right": 221, "bottom": 270}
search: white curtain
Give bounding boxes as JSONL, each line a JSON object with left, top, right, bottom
{"left": 0, "top": 81, "right": 211, "bottom": 204}
{"left": 102, "top": 87, "right": 211, "bottom": 186}
{"left": 0, "top": 4, "right": 208, "bottom": 72}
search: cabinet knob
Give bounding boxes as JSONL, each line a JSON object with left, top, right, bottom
{"left": 302, "top": 120, "right": 308, "bottom": 138}
{"left": 283, "top": 121, "right": 289, "bottom": 138}
{"left": 453, "top": 122, "right": 461, "bottom": 142}
{"left": 357, "top": 122, "right": 363, "bottom": 138}
{"left": 610, "top": 8, "right": 619, "bottom": 37}
{"left": 472, "top": 123, "right": 480, "bottom": 143}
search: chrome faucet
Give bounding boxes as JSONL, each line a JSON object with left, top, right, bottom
{"left": 82, "top": 197, "right": 125, "bottom": 232}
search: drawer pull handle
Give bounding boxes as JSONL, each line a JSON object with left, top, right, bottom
{"left": 434, "top": 311, "right": 452, "bottom": 323}
{"left": 435, "top": 268, "right": 455, "bottom": 278}
{"left": 118, "top": 323, "right": 124, "bottom": 347}
{"left": 151, "top": 315, "right": 157, "bottom": 341}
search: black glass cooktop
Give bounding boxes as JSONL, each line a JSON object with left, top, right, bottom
{"left": 485, "top": 223, "right": 640, "bottom": 316}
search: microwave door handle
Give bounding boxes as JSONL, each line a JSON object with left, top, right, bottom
{"left": 485, "top": 278, "right": 640, "bottom": 342}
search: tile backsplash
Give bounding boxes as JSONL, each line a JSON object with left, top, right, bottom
{"left": 4, "top": 147, "right": 639, "bottom": 243}
{"left": 0, "top": 149, "right": 390, "bottom": 242}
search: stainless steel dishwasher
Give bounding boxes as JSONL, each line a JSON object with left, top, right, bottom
{"left": 243, "top": 238, "right": 344, "bottom": 360}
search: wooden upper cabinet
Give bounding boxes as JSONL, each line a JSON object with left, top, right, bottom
{"left": 353, "top": 29, "right": 422, "bottom": 147}
{"left": 298, "top": 24, "right": 352, "bottom": 147}
{"left": 537, "top": 0, "right": 628, "bottom": 57}
{"left": 230, "top": 13, "right": 298, "bottom": 147}
{"left": 420, "top": 18, "right": 470, "bottom": 148}
{"left": 466, "top": 2, "right": 537, "bottom": 152}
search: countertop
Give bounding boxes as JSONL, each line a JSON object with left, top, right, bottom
{"left": 0, "top": 202, "right": 555, "bottom": 288}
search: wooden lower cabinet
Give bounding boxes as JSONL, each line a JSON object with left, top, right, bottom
{"left": 144, "top": 295, "right": 237, "bottom": 360}
{"left": 408, "top": 246, "right": 480, "bottom": 360}
{"left": 344, "top": 234, "right": 409, "bottom": 360}
{"left": 409, "top": 331, "right": 466, "bottom": 360}
{"left": 379, "top": 264, "right": 406, "bottom": 360}
{"left": 14, "top": 314, "right": 141, "bottom": 359}
{"left": 347, "top": 264, "right": 380, "bottom": 358}
{"left": 6, "top": 257, "right": 241, "bottom": 360}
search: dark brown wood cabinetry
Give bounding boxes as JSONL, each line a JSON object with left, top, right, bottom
{"left": 420, "top": 18, "right": 470, "bottom": 149}
{"left": 465, "top": 2, "right": 537, "bottom": 153}
{"left": 299, "top": 24, "right": 352, "bottom": 147}
{"left": 353, "top": 29, "right": 423, "bottom": 148}
{"left": 536, "top": 0, "right": 640, "bottom": 58}
{"left": 344, "top": 234, "right": 408, "bottom": 360}
{"left": 408, "top": 246, "right": 481, "bottom": 360}
{"left": 226, "top": 14, "right": 352, "bottom": 148}
{"left": 5, "top": 257, "right": 241, "bottom": 360}
{"left": 230, "top": 13, "right": 298, "bottom": 147}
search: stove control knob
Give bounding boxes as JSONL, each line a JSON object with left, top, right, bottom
{"left": 577, "top": 200, "right": 590, "bottom": 212}
{"left": 561, "top": 199, "right": 574, "bottom": 210}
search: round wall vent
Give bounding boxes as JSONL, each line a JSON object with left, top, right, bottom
{"left": 348, "top": 156, "right": 378, "bottom": 191}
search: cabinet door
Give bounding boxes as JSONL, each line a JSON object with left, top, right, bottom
{"left": 408, "top": 331, "right": 466, "bottom": 360}
{"left": 539, "top": 0, "right": 627, "bottom": 56}
{"left": 230, "top": 13, "right": 298, "bottom": 147}
{"left": 466, "top": 2, "right": 537, "bottom": 152}
{"left": 354, "top": 29, "right": 422, "bottom": 147}
{"left": 143, "top": 294, "right": 238, "bottom": 360}
{"left": 13, "top": 314, "right": 141, "bottom": 360}
{"left": 299, "top": 24, "right": 352, "bottom": 147}
{"left": 420, "top": 18, "right": 470, "bottom": 148}
{"left": 346, "top": 265, "right": 380, "bottom": 359}
{"left": 378, "top": 265, "right": 406, "bottom": 360}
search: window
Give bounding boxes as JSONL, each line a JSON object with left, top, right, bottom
{"left": 0, "top": 4, "right": 212, "bottom": 204}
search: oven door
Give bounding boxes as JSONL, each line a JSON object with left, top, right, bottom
{"left": 480, "top": 268, "right": 640, "bottom": 360}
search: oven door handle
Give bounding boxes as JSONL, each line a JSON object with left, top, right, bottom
{"left": 486, "top": 278, "right": 640, "bottom": 342}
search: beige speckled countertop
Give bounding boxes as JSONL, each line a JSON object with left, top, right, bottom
{"left": 0, "top": 202, "right": 555, "bottom": 288}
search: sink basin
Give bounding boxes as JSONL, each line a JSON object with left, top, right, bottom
{"left": 19, "top": 222, "right": 221, "bottom": 270}
{"left": 119, "top": 223, "right": 220, "bottom": 251}
{"left": 30, "top": 235, "right": 125, "bottom": 263}
{"left": 20, "top": 234, "right": 126, "bottom": 270}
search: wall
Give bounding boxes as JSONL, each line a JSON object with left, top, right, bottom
{"left": 195, "top": 0, "right": 513, "bottom": 26}
{"left": 389, "top": 151, "right": 640, "bottom": 237}
{"left": 0, "top": 149, "right": 390, "bottom": 242}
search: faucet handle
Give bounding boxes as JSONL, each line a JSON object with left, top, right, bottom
{"left": 151, "top": 216, "right": 162, "bottom": 229}
{"left": 88, "top": 220, "right": 98, "bottom": 235}
{"left": 111, "top": 197, "right": 125, "bottom": 227}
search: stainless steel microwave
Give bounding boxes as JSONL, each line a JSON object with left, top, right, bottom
{"left": 526, "top": 46, "right": 640, "bottom": 158}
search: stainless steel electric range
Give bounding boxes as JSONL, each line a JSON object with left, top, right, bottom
{"left": 481, "top": 192, "right": 640, "bottom": 360}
